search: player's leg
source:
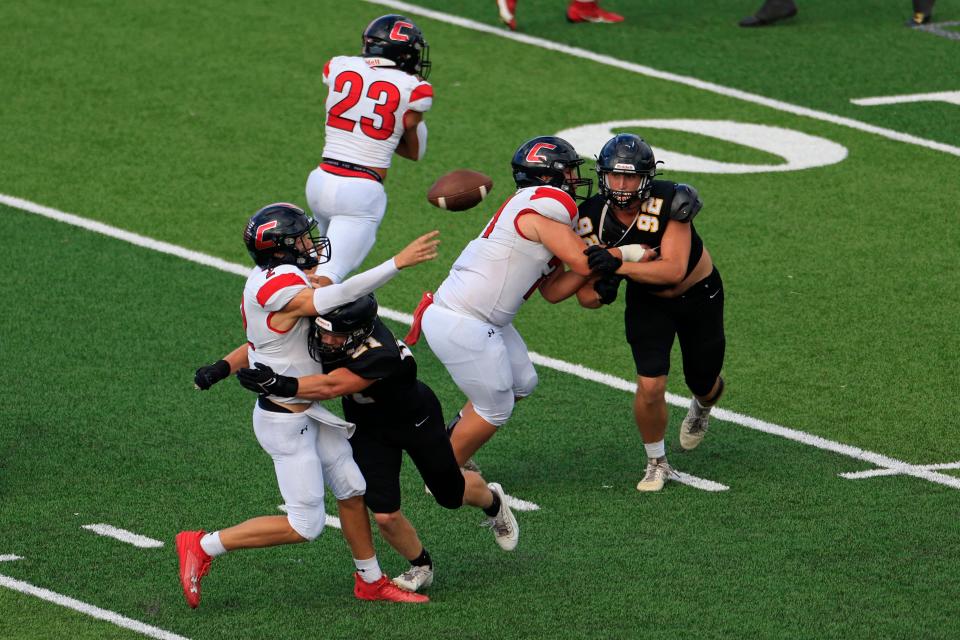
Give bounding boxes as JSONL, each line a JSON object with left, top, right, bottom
{"left": 496, "top": 0, "right": 518, "bottom": 30}
{"left": 566, "top": 0, "right": 625, "bottom": 24}
{"left": 676, "top": 268, "right": 726, "bottom": 450}
{"left": 305, "top": 169, "right": 387, "bottom": 284}
{"left": 408, "top": 382, "right": 519, "bottom": 551}
{"left": 421, "top": 304, "right": 515, "bottom": 465}
{"left": 175, "top": 406, "right": 322, "bottom": 608}
{"left": 626, "top": 296, "right": 679, "bottom": 491}
{"left": 343, "top": 420, "right": 430, "bottom": 600}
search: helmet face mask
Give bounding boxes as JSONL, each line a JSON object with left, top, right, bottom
{"left": 361, "top": 14, "right": 431, "bottom": 79}
{"left": 244, "top": 203, "right": 331, "bottom": 270}
{"left": 511, "top": 136, "right": 593, "bottom": 201}
{"left": 308, "top": 294, "right": 378, "bottom": 359}
{"left": 595, "top": 134, "right": 658, "bottom": 209}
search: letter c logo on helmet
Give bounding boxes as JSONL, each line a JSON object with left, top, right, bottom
{"left": 525, "top": 142, "right": 557, "bottom": 164}
{"left": 389, "top": 21, "right": 413, "bottom": 41}
{"left": 255, "top": 221, "right": 279, "bottom": 250}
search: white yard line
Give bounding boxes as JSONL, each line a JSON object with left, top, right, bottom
{"left": 0, "top": 555, "right": 23, "bottom": 562}
{"left": 674, "top": 472, "right": 730, "bottom": 492}
{"left": 363, "top": 0, "right": 960, "bottom": 158}
{"left": 81, "top": 524, "right": 165, "bottom": 549}
{"left": 3, "top": 193, "right": 956, "bottom": 491}
{"left": 0, "top": 574, "right": 191, "bottom": 640}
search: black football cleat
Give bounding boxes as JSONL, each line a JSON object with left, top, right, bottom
{"left": 738, "top": 0, "right": 798, "bottom": 27}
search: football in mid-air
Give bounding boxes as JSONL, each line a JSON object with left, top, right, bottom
{"left": 427, "top": 169, "right": 493, "bottom": 212}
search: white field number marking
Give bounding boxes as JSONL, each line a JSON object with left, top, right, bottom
{"left": 556, "top": 119, "right": 848, "bottom": 174}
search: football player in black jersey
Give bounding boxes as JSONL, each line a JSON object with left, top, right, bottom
{"left": 575, "top": 134, "right": 726, "bottom": 492}
{"left": 236, "top": 294, "right": 520, "bottom": 593}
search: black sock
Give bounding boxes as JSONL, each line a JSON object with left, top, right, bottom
{"left": 482, "top": 491, "right": 501, "bottom": 517}
{"left": 410, "top": 547, "right": 432, "bottom": 568}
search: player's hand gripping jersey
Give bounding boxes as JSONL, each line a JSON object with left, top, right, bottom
{"left": 321, "top": 55, "right": 433, "bottom": 169}
{"left": 434, "top": 185, "right": 579, "bottom": 326}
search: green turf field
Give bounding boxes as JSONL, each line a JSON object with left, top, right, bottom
{"left": 2, "top": 1, "right": 959, "bottom": 638}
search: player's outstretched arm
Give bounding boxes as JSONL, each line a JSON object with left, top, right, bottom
{"left": 393, "top": 229, "right": 440, "bottom": 269}
{"left": 539, "top": 266, "right": 591, "bottom": 303}
{"left": 274, "top": 230, "right": 440, "bottom": 320}
{"left": 610, "top": 222, "right": 691, "bottom": 285}
{"left": 194, "top": 343, "right": 249, "bottom": 390}
{"left": 236, "top": 363, "right": 373, "bottom": 400}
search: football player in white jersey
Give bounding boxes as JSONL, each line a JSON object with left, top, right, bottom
{"left": 178, "top": 203, "right": 438, "bottom": 606}
{"left": 305, "top": 14, "right": 433, "bottom": 286}
{"left": 406, "top": 136, "right": 643, "bottom": 470}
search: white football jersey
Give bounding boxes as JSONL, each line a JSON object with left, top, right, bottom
{"left": 320, "top": 55, "right": 433, "bottom": 169}
{"left": 242, "top": 264, "right": 321, "bottom": 405}
{"left": 434, "top": 186, "right": 579, "bottom": 327}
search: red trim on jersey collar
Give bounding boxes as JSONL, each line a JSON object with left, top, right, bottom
{"left": 256, "top": 273, "right": 307, "bottom": 307}
{"left": 531, "top": 186, "right": 578, "bottom": 220}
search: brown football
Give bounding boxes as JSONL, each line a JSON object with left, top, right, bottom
{"left": 427, "top": 169, "right": 494, "bottom": 212}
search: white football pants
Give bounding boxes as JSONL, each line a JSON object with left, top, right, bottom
{"left": 252, "top": 403, "right": 365, "bottom": 541}
{"left": 305, "top": 167, "right": 387, "bottom": 284}
{"left": 420, "top": 302, "right": 538, "bottom": 427}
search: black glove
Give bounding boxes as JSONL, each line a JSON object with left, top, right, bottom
{"left": 194, "top": 359, "right": 230, "bottom": 390}
{"left": 594, "top": 275, "right": 622, "bottom": 305}
{"left": 236, "top": 362, "right": 298, "bottom": 397}
{"left": 585, "top": 245, "right": 623, "bottom": 274}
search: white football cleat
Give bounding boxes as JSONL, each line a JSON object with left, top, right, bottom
{"left": 486, "top": 482, "right": 519, "bottom": 551}
{"left": 679, "top": 398, "right": 712, "bottom": 451}
{"left": 636, "top": 458, "right": 677, "bottom": 492}
{"left": 392, "top": 564, "right": 434, "bottom": 592}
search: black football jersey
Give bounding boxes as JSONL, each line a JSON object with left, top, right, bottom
{"left": 577, "top": 180, "right": 703, "bottom": 293}
{"left": 321, "top": 318, "right": 423, "bottom": 425}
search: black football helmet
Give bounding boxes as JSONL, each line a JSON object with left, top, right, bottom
{"left": 362, "top": 14, "right": 431, "bottom": 79}
{"left": 595, "top": 134, "right": 658, "bottom": 208}
{"left": 243, "top": 203, "right": 330, "bottom": 270}
{"left": 308, "top": 294, "right": 378, "bottom": 359}
{"left": 511, "top": 135, "right": 592, "bottom": 201}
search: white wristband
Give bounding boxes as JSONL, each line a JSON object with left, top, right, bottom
{"left": 618, "top": 244, "right": 646, "bottom": 262}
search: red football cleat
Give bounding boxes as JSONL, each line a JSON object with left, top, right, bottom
{"left": 496, "top": 0, "right": 517, "bottom": 30}
{"left": 354, "top": 573, "right": 430, "bottom": 603}
{"left": 566, "top": 1, "right": 625, "bottom": 23}
{"left": 175, "top": 530, "right": 212, "bottom": 609}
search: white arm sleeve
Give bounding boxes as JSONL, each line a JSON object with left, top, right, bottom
{"left": 312, "top": 258, "right": 400, "bottom": 314}
{"left": 415, "top": 120, "right": 428, "bottom": 161}
{"left": 618, "top": 244, "right": 647, "bottom": 262}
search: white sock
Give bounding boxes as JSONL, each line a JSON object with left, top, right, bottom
{"left": 200, "top": 531, "right": 227, "bottom": 557}
{"left": 354, "top": 556, "right": 383, "bottom": 583}
{"left": 644, "top": 440, "right": 666, "bottom": 460}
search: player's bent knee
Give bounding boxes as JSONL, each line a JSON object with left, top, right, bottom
{"left": 373, "top": 510, "right": 404, "bottom": 531}
{"left": 327, "top": 457, "right": 367, "bottom": 501}
{"left": 288, "top": 509, "right": 325, "bottom": 541}
{"left": 475, "top": 402, "right": 513, "bottom": 428}
{"left": 636, "top": 377, "right": 667, "bottom": 402}
{"left": 513, "top": 370, "right": 539, "bottom": 399}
